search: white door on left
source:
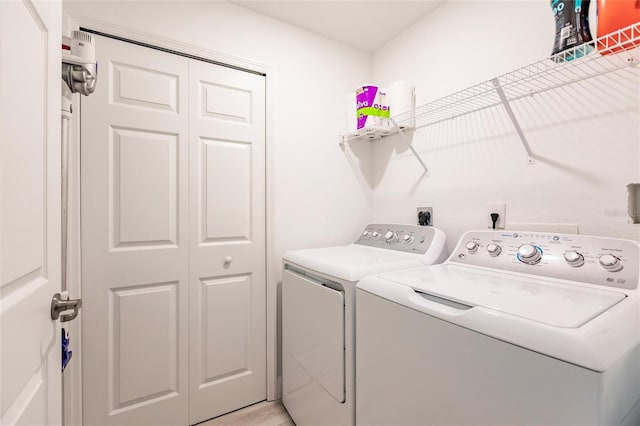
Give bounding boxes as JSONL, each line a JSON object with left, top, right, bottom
{"left": 0, "top": 0, "right": 63, "bottom": 425}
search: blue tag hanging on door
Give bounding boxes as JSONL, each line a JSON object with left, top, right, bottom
{"left": 62, "top": 328, "right": 72, "bottom": 372}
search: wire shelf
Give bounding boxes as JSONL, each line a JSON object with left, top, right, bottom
{"left": 342, "top": 21, "right": 640, "bottom": 144}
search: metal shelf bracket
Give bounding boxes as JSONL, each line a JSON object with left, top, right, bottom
{"left": 390, "top": 118, "right": 429, "bottom": 173}
{"left": 492, "top": 78, "right": 536, "bottom": 164}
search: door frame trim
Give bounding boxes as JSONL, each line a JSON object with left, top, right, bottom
{"left": 63, "top": 12, "right": 279, "bottom": 425}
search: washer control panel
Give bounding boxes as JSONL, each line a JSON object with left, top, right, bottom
{"left": 449, "top": 231, "right": 639, "bottom": 290}
{"left": 355, "top": 224, "right": 437, "bottom": 254}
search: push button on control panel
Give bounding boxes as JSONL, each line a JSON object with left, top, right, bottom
{"left": 385, "top": 231, "right": 397, "bottom": 243}
{"left": 599, "top": 254, "right": 623, "bottom": 272}
{"left": 486, "top": 243, "right": 502, "bottom": 257}
{"left": 563, "top": 251, "right": 585, "bottom": 267}
{"left": 465, "top": 241, "right": 479, "bottom": 253}
{"left": 517, "top": 244, "right": 542, "bottom": 265}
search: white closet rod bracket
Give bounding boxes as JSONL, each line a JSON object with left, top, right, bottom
{"left": 390, "top": 118, "right": 429, "bottom": 174}
{"left": 492, "top": 78, "right": 536, "bottom": 164}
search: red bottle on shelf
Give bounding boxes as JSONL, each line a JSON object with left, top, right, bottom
{"left": 597, "top": 0, "right": 640, "bottom": 54}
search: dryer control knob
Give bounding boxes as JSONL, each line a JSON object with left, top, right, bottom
{"left": 486, "top": 243, "right": 502, "bottom": 257}
{"left": 465, "top": 241, "right": 479, "bottom": 253}
{"left": 517, "top": 244, "right": 542, "bottom": 264}
{"left": 384, "top": 231, "right": 397, "bottom": 242}
{"left": 564, "top": 251, "right": 585, "bottom": 267}
{"left": 599, "top": 254, "right": 622, "bottom": 272}
{"left": 362, "top": 230, "right": 371, "bottom": 239}
{"left": 403, "top": 234, "right": 414, "bottom": 244}
{"left": 372, "top": 231, "right": 380, "bottom": 239}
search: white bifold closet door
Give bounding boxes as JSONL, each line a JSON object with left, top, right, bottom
{"left": 187, "top": 58, "right": 266, "bottom": 425}
{"left": 81, "top": 34, "right": 266, "bottom": 426}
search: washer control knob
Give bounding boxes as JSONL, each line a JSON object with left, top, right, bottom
{"left": 599, "top": 254, "right": 622, "bottom": 272}
{"left": 372, "top": 231, "right": 380, "bottom": 239}
{"left": 362, "top": 230, "right": 371, "bottom": 239}
{"left": 384, "top": 231, "right": 397, "bottom": 242}
{"left": 486, "top": 243, "right": 502, "bottom": 257}
{"left": 465, "top": 241, "right": 479, "bottom": 253}
{"left": 518, "top": 244, "right": 542, "bottom": 264}
{"left": 563, "top": 251, "right": 585, "bottom": 267}
{"left": 403, "top": 234, "right": 414, "bottom": 244}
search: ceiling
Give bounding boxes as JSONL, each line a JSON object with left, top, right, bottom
{"left": 230, "top": 1, "right": 444, "bottom": 52}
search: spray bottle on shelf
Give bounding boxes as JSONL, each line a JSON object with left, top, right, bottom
{"left": 551, "top": 0, "right": 594, "bottom": 62}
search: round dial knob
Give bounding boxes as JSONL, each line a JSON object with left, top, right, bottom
{"left": 371, "top": 231, "right": 380, "bottom": 239}
{"left": 384, "top": 231, "right": 397, "bottom": 242}
{"left": 563, "top": 251, "right": 585, "bottom": 267}
{"left": 599, "top": 254, "right": 622, "bottom": 272}
{"left": 362, "top": 231, "right": 371, "bottom": 239}
{"left": 402, "top": 234, "right": 414, "bottom": 244}
{"left": 517, "top": 244, "right": 542, "bottom": 264}
{"left": 465, "top": 241, "right": 479, "bottom": 253}
{"left": 486, "top": 243, "right": 502, "bottom": 257}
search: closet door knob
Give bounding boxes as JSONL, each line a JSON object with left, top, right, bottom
{"left": 224, "top": 256, "right": 233, "bottom": 264}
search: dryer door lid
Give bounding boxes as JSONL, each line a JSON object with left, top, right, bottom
{"left": 381, "top": 265, "right": 627, "bottom": 328}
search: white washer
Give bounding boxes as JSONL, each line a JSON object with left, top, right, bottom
{"left": 282, "top": 224, "right": 448, "bottom": 426}
{"left": 356, "top": 230, "right": 640, "bottom": 426}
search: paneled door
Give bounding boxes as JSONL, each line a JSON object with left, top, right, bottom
{"left": 81, "top": 34, "right": 266, "bottom": 426}
{"left": 81, "top": 35, "right": 190, "bottom": 425}
{"left": 188, "top": 58, "right": 266, "bottom": 425}
{"left": 0, "top": 1, "right": 63, "bottom": 425}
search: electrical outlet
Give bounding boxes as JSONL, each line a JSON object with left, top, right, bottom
{"left": 417, "top": 207, "right": 433, "bottom": 226}
{"left": 488, "top": 203, "right": 506, "bottom": 229}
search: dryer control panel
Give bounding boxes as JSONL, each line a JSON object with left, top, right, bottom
{"left": 449, "top": 231, "right": 639, "bottom": 290}
{"left": 355, "top": 224, "right": 439, "bottom": 255}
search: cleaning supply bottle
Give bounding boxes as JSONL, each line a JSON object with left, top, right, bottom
{"left": 597, "top": 0, "right": 640, "bottom": 54}
{"left": 551, "top": 0, "right": 594, "bottom": 62}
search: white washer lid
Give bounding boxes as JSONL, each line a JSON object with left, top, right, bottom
{"left": 382, "top": 264, "right": 626, "bottom": 328}
{"left": 283, "top": 244, "right": 426, "bottom": 282}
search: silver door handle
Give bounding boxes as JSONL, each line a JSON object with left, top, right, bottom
{"left": 51, "top": 293, "right": 82, "bottom": 322}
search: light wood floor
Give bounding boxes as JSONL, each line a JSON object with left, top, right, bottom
{"left": 199, "top": 401, "right": 294, "bottom": 426}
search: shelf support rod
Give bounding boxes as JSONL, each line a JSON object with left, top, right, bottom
{"left": 390, "top": 118, "right": 429, "bottom": 173}
{"left": 492, "top": 78, "right": 535, "bottom": 164}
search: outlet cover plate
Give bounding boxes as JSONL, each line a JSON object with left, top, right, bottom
{"left": 417, "top": 207, "right": 433, "bottom": 226}
{"left": 488, "top": 202, "right": 506, "bottom": 229}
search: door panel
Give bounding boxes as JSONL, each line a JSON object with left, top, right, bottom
{"left": 200, "top": 275, "right": 252, "bottom": 382}
{"left": 112, "top": 127, "right": 179, "bottom": 248}
{"left": 189, "top": 59, "right": 266, "bottom": 425}
{"left": 81, "top": 35, "right": 190, "bottom": 426}
{"left": 0, "top": 1, "right": 62, "bottom": 425}
{"left": 200, "top": 83, "right": 252, "bottom": 123}
{"left": 111, "top": 62, "right": 180, "bottom": 112}
{"left": 200, "top": 139, "right": 252, "bottom": 242}
{"left": 111, "top": 282, "right": 179, "bottom": 410}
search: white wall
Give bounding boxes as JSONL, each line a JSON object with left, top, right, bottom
{"left": 370, "top": 0, "right": 640, "bottom": 251}
{"left": 63, "top": 0, "right": 373, "bottom": 272}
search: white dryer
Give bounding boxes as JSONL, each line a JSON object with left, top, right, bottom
{"left": 282, "top": 224, "right": 448, "bottom": 426}
{"left": 356, "top": 230, "right": 640, "bottom": 426}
